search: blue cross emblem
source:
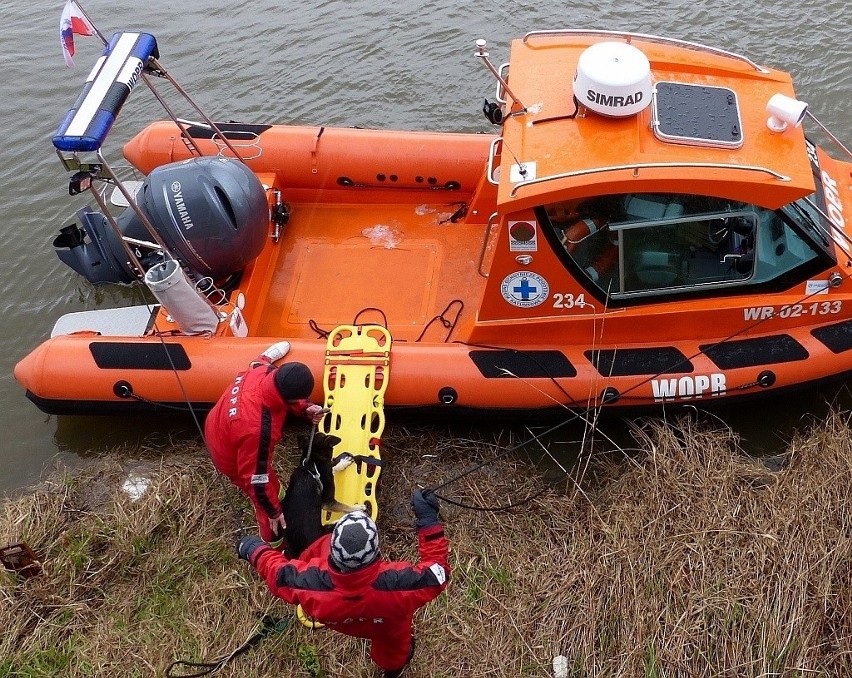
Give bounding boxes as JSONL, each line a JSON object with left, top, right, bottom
{"left": 501, "top": 271, "right": 549, "bottom": 308}
{"left": 512, "top": 277, "right": 538, "bottom": 300}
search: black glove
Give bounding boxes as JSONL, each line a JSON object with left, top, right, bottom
{"left": 237, "top": 535, "right": 266, "bottom": 564}
{"left": 411, "top": 489, "right": 441, "bottom": 530}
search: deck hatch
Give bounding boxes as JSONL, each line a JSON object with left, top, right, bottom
{"left": 586, "top": 347, "right": 693, "bottom": 377}
{"left": 469, "top": 350, "right": 576, "bottom": 378}
{"left": 652, "top": 82, "right": 743, "bottom": 149}
{"left": 89, "top": 342, "right": 191, "bottom": 370}
{"left": 811, "top": 320, "right": 852, "bottom": 354}
{"left": 700, "top": 335, "right": 808, "bottom": 369}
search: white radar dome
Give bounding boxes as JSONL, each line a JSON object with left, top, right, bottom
{"left": 574, "top": 42, "right": 652, "bottom": 117}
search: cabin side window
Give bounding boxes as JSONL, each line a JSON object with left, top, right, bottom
{"left": 543, "top": 193, "right": 824, "bottom": 298}
{"left": 545, "top": 196, "right": 625, "bottom": 295}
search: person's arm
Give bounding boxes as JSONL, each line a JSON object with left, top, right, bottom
{"left": 237, "top": 536, "right": 330, "bottom": 606}
{"left": 371, "top": 490, "right": 450, "bottom": 611}
{"left": 237, "top": 537, "right": 300, "bottom": 605}
{"left": 287, "top": 399, "right": 326, "bottom": 423}
{"left": 411, "top": 489, "right": 451, "bottom": 579}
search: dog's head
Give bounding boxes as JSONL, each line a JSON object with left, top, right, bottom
{"left": 297, "top": 432, "right": 342, "bottom": 464}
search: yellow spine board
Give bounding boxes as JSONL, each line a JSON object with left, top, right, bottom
{"left": 319, "top": 324, "right": 391, "bottom": 523}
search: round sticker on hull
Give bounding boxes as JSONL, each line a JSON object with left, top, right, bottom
{"left": 509, "top": 221, "right": 535, "bottom": 241}
{"left": 500, "top": 271, "right": 549, "bottom": 308}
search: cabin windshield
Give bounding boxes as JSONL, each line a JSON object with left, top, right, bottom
{"left": 540, "top": 192, "right": 826, "bottom": 299}
{"left": 781, "top": 195, "right": 833, "bottom": 251}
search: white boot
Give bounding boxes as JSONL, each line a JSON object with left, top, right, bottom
{"left": 261, "top": 340, "right": 291, "bottom": 362}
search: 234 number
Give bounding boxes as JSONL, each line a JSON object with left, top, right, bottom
{"left": 553, "top": 293, "right": 586, "bottom": 309}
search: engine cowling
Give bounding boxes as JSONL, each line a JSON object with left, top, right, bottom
{"left": 54, "top": 156, "right": 269, "bottom": 284}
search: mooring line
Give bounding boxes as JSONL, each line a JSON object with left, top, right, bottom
{"left": 423, "top": 269, "right": 852, "bottom": 508}
{"left": 122, "top": 262, "right": 852, "bottom": 514}
{"left": 134, "top": 287, "right": 249, "bottom": 538}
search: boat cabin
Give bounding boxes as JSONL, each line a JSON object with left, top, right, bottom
{"left": 541, "top": 190, "right": 829, "bottom": 300}
{"left": 473, "top": 30, "right": 846, "bottom": 334}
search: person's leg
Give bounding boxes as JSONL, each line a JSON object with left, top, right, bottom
{"left": 370, "top": 628, "right": 415, "bottom": 677}
{"left": 209, "top": 444, "right": 285, "bottom": 545}
{"left": 208, "top": 442, "right": 239, "bottom": 482}
{"left": 247, "top": 492, "right": 285, "bottom": 545}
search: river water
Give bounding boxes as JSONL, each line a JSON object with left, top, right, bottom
{"left": 0, "top": 0, "right": 849, "bottom": 494}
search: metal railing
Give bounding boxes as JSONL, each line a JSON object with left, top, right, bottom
{"left": 486, "top": 138, "right": 502, "bottom": 186}
{"left": 522, "top": 29, "right": 770, "bottom": 74}
{"left": 509, "top": 162, "right": 791, "bottom": 198}
{"left": 477, "top": 212, "right": 500, "bottom": 278}
{"left": 806, "top": 112, "right": 852, "bottom": 161}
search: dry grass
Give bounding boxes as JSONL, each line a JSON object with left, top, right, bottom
{"left": 1, "top": 412, "right": 850, "bottom": 677}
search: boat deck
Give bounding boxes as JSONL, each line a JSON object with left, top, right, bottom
{"left": 250, "top": 201, "right": 490, "bottom": 342}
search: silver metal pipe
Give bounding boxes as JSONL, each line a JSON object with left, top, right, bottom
{"left": 522, "top": 29, "right": 769, "bottom": 74}
{"left": 147, "top": 56, "right": 247, "bottom": 164}
{"left": 477, "top": 212, "right": 500, "bottom": 278}
{"left": 805, "top": 111, "right": 852, "bottom": 161}
{"left": 510, "top": 162, "right": 791, "bottom": 198}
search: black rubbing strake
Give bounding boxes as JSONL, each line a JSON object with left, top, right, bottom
{"left": 89, "top": 342, "right": 191, "bottom": 370}
{"left": 700, "top": 335, "right": 808, "bottom": 369}
{"left": 469, "top": 350, "right": 576, "bottom": 378}
{"left": 586, "top": 347, "right": 693, "bottom": 377}
{"left": 812, "top": 320, "right": 852, "bottom": 354}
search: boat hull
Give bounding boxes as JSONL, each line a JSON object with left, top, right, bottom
{"left": 19, "top": 31, "right": 852, "bottom": 422}
{"left": 15, "top": 323, "right": 852, "bottom": 416}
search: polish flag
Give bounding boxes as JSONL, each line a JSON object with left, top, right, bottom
{"left": 60, "top": 0, "right": 95, "bottom": 67}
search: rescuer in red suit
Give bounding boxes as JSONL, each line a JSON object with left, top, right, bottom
{"left": 205, "top": 341, "right": 325, "bottom": 546}
{"left": 237, "top": 490, "right": 449, "bottom": 677}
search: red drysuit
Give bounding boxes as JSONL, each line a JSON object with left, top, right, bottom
{"left": 249, "top": 523, "right": 450, "bottom": 671}
{"left": 205, "top": 356, "right": 311, "bottom": 542}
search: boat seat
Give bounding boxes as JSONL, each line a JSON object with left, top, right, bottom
{"left": 624, "top": 195, "right": 685, "bottom": 221}
{"left": 632, "top": 250, "right": 683, "bottom": 288}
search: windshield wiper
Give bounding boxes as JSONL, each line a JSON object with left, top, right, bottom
{"left": 786, "top": 201, "right": 830, "bottom": 247}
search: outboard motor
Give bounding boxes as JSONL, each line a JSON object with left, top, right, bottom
{"left": 53, "top": 156, "right": 269, "bottom": 284}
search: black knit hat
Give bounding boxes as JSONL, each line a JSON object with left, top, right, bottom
{"left": 330, "top": 511, "right": 380, "bottom": 572}
{"left": 274, "top": 362, "right": 314, "bottom": 400}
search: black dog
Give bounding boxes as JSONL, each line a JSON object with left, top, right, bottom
{"left": 282, "top": 432, "right": 365, "bottom": 558}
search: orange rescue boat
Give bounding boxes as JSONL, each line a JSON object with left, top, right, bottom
{"left": 14, "top": 29, "right": 852, "bottom": 417}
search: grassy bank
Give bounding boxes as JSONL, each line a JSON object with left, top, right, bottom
{"left": 1, "top": 413, "right": 850, "bottom": 677}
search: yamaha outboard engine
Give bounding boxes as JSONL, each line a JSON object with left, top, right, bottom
{"left": 54, "top": 156, "right": 269, "bottom": 284}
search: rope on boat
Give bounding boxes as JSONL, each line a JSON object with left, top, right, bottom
{"left": 136, "top": 286, "right": 250, "bottom": 539}
{"left": 418, "top": 268, "right": 852, "bottom": 510}
{"left": 352, "top": 306, "right": 388, "bottom": 328}
{"left": 415, "top": 300, "right": 464, "bottom": 342}
{"left": 308, "top": 301, "right": 465, "bottom": 343}
{"left": 140, "top": 286, "right": 289, "bottom": 673}
{"left": 135, "top": 268, "right": 852, "bottom": 514}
